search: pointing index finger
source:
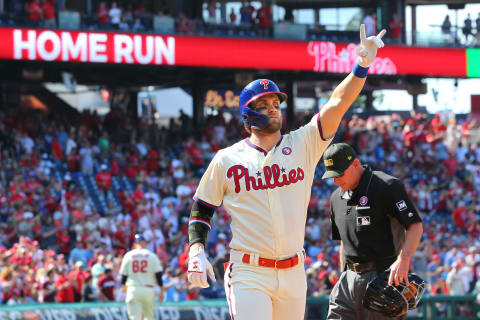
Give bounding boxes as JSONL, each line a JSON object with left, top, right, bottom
{"left": 377, "top": 29, "right": 387, "bottom": 40}
{"left": 360, "top": 24, "right": 367, "bottom": 43}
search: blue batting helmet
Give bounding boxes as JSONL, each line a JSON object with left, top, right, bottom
{"left": 239, "top": 79, "right": 287, "bottom": 130}
{"left": 133, "top": 234, "right": 146, "bottom": 243}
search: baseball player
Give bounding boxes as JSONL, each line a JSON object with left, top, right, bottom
{"left": 120, "top": 234, "right": 164, "bottom": 320}
{"left": 187, "top": 24, "right": 386, "bottom": 320}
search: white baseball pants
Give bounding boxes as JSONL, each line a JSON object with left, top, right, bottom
{"left": 224, "top": 250, "right": 307, "bottom": 320}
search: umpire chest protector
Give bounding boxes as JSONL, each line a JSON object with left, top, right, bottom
{"left": 330, "top": 166, "right": 421, "bottom": 265}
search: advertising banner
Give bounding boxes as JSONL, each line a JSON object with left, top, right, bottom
{"left": 0, "top": 27, "right": 475, "bottom": 77}
{"left": 0, "top": 300, "right": 324, "bottom": 320}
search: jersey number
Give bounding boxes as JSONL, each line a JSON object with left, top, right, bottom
{"left": 132, "top": 260, "right": 148, "bottom": 273}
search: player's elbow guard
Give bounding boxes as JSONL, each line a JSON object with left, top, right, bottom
{"left": 188, "top": 200, "right": 215, "bottom": 247}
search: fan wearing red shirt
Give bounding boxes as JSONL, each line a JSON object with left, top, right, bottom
{"left": 146, "top": 149, "right": 159, "bottom": 173}
{"left": 56, "top": 267, "right": 75, "bottom": 303}
{"left": 97, "top": 1, "right": 109, "bottom": 26}
{"left": 42, "top": 0, "right": 56, "bottom": 28}
{"left": 95, "top": 164, "right": 112, "bottom": 200}
{"left": 69, "top": 261, "right": 87, "bottom": 302}
{"left": 97, "top": 268, "right": 116, "bottom": 301}
{"left": 56, "top": 228, "right": 71, "bottom": 255}
{"left": 27, "top": 0, "right": 43, "bottom": 24}
{"left": 256, "top": 2, "right": 272, "bottom": 37}
{"left": 452, "top": 204, "right": 468, "bottom": 229}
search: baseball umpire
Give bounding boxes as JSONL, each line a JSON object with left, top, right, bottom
{"left": 187, "top": 25, "right": 386, "bottom": 320}
{"left": 120, "top": 234, "right": 164, "bottom": 320}
{"left": 322, "top": 143, "right": 423, "bottom": 320}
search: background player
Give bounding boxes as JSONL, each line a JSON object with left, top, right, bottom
{"left": 186, "top": 24, "right": 386, "bottom": 320}
{"left": 120, "top": 234, "right": 164, "bottom": 320}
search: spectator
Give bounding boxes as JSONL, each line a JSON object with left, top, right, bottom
{"left": 428, "top": 253, "right": 444, "bottom": 290}
{"left": 108, "top": 2, "right": 122, "bottom": 29}
{"left": 39, "top": 268, "right": 56, "bottom": 302}
{"left": 95, "top": 164, "right": 112, "bottom": 201}
{"left": 162, "top": 268, "right": 188, "bottom": 302}
{"left": 56, "top": 267, "right": 74, "bottom": 303}
{"left": 55, "top": 0, "right": 65, "bottom": 13}
{"left": 8, "top": 0, "right": 25, "bottom": 25}
{"left": 26, "top": 0, "right": 43, "bottom": 27}
{"left": 229, "top": 8, "right": 237, "bottom": 24}
{"left": 41, "top": 0, "right": 55, "bottom": 28}
{"left": 256, "top": 1, "right": 272, "bottom": 37}
{"left": 68, "top": 241, "right": 92, "bottom": 268}
{"left": 206, "top": 0, "right": 217, "bottom": 23}
{"left": 97, "top": 268, "right": 116, "bottom": 301}
{"left": 362, "top": 10, "right": 377, "bottom": 37}
{"left": 132, "top": 18, "right": 145, "bottom": 32}
{"left": 240, "top": 1, "right": 254, "bottom": 24}
{"left": 463, "top": 13, "right": 473, "bottom": 43}
{"left": 177, "top": 12, "right": 194, "bottom": 34}
{"left": 69, "top": 261, "right": 87, "bottom": 302}
{"left": 79, "top": 141, "right": 95, "bottom": 175}
{"left": 97, "top": 1, "right": 109, "bottom": 28}
{"left": 476, "top": 13, "right": 480, "bottom": 34}
{"left": 447, "top": 260, "right": 467, "bottom": 295}
{"left": 389, "top": 13, "right": 402, "bottom": 44}
{"left": 442, "top": 15, "right": 452, "bottom": 38}
{"left": 82, "top": 274, "right": 96, "bottom": 302}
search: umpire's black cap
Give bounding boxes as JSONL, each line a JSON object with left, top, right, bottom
{"left": 321, "top": 143, "right": 358, "bottom": 179}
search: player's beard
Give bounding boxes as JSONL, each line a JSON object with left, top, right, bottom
{"left": 261, "top": 117, "right": 282, "bottom": 133}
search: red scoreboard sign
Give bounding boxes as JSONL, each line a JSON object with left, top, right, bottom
{"left": 0, "top": 27, "right": 468, "bottom": 77}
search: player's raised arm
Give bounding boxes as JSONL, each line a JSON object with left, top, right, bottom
{"left": 319, "top": 24, "right": 386, "bottom": 138}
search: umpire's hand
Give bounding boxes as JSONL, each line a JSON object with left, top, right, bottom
{"left": 356, "top": 24, "right": 386, "bottom": 68}
{"left": 388, "top": 257, "right": 410, "bottom": 287}
{"left": 187, "top": 244, "right": 216, "bottom": 288}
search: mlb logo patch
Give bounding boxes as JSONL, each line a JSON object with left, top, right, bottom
{"left": 396, "top": 200, "right": 407, "bottom": 211}
{"left": 357, "top": 216, "right": 371, "bottom": 226}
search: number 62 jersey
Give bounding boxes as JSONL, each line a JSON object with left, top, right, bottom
{"left": 119, "top": 247, "right": 163, "bottom": 287}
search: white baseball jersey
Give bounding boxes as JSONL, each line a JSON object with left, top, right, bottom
{"left": 193, "top": 114, "right": 332, "bottom": 258}
{"left": 119, "top": 248, "right": 162, "bottom": 287}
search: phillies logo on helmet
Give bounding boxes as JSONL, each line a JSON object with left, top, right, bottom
{"left": 259, "top": 79, "right": 269, "bottom": 90}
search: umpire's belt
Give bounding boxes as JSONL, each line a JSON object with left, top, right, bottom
{"left": 230, "top": 249, "right": 305, "bottom": 269}
{"left": 346, "top": 261, "right": 376, "bottom": 274}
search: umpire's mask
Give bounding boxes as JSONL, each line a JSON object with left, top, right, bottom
{"left": 362, "top": 271, "right": 425, "bottom": 317}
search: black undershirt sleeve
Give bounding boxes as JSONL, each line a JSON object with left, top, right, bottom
{"left": 155, "top": 272, "right": 163, "bottom": 287}
{"left": 121, "top": 275, "right": 127, "bottom": 285}
{"left": 188, "top": 200, "right": 215, "bottom": 247}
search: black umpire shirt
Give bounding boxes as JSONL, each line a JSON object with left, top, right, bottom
{"left": 330, "top": 165, "right": 422, "bottom": 266}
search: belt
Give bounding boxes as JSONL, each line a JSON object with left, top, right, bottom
{"left": 237, "top": 250, "right": 305, "bottom": 269}
{"left": 346, "top": 261, "right": 376, "bottom": 274}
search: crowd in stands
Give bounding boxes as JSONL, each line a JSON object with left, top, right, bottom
{"left": 0, "top": 0, "right": 270, "bottom": 37}
{"left": 1, "top": 103, "right": 480, "bottom": 307}
{"left": 441, "top": 12, "right": 480, "bottom": 47}
{"left": 0, "top": 1, "right": 421, "bottom": 45}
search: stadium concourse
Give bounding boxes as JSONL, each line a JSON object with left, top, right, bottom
{"left": 0, "top": 106, "right": 480, "bottom": 313}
